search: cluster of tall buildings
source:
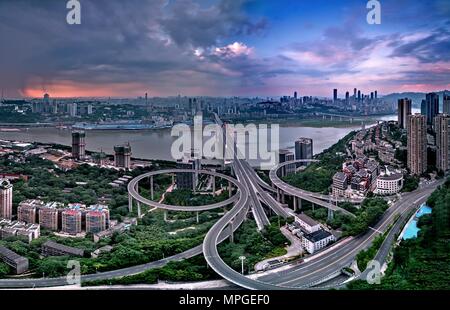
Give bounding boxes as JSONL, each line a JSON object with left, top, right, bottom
{"left": 277, "top": 137, "right": 314, "bottom": 177}
{"left": 32, "top": 93, "right": 93, "bottom": 117}
{"left": 17, "top": 200, "right": 110, "bottom": 235}
{"left": 71, "top": 130, "right": 132, "bottom": 169}
{"left": 400, "top": 92, "right": 450, "bottom": 175}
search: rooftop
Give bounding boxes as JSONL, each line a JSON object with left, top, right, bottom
{"left": 296, "top": 213, "right": 320, "bottom": 227}
{"left": 303, "top": 229, "right": 333, "bottom": 243}
{"left": 0, "top": 246, "right": 28, "bottom": 264}
{"left": 42, "top": 240, "right": 84, "bottom": 256}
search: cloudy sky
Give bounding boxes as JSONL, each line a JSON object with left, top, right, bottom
{"left": 0, "top": 0, "right": 449, "bottom": 98}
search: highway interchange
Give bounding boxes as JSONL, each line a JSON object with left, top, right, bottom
{"left": 0, "top": 115, "right": 443, "bottom": 290}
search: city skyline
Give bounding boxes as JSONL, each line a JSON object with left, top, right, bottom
{"left": 0, "top": 0, "right": 449, "bottom": 98}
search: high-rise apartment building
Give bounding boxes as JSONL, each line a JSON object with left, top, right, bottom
{"left": 407, "top": 114, "right": 427, "bottom": 175}
{"left": 425, "top": 93, "right": 439, "bottom": 126}
{"left": 434, "top": 114, "right": 450, "bottom": 172}
{"left": 295, "top": 137, "right": 313, "bottom": 166}
{"left": 114, "top": 144, "right": 132, "bottom": 169}
{"left": 397, "top": 98, "right": 412, "bottom": 130}
{"left": 0, "top": 179, "right": 13, "bottom": 220}
{"left": 444, "top": 92, "right": 450, "bottom": 115}
{"left": 72, "top": 130, "right": 86, "bottom": 160}
{"left": 62, "top": 209, "right": 82, "bottom": 235}
{"left": 38, "top": 203, "right": 61, "bottom": 231}
{"left": 17, "top": 199, "right": 44, "bottom": 224}
{"left": 85, "top": 205, "right": 109, "bottom": 234}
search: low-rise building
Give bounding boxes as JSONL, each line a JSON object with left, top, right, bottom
{"left": 375, "top": 167, "right": 404, "bottom": 195}
{"left": 0, "top": 219, "right": 40, "bottom": 243}
{"left": 0, "top": 246, "right": 29, "bottom": 274}
{"left": 294, "top": 213, "right": 321, "bottom": 233}
{"left": 301, "top": 230, "right": 336, "bottom": 254}
{"left": 41, "top": 240, "right": 84, "bottom": 257}
{"left": 332, "top": 172, "right": 348, "bottom": 197}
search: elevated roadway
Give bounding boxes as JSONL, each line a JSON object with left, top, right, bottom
{"left": 270, "top": 160, "right": 356, "bottom": 217}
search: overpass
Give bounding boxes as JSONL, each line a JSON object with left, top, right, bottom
{"left": 269, "top": 160, "right": 357, "bottom": 219}
{"left": 127, "top": 169, "right": 240, "bottom": 217}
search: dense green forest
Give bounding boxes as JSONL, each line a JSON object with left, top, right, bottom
{"left": 347, "top": 178, "right": 450, "bottom": 290}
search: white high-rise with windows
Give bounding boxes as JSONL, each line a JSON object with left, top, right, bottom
{"left": 0, "top": 179, "right": 13, "bottom": 220}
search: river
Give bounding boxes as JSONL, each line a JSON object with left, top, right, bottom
{"left": 0, "top": 115, "right": 397, "bottom": 163}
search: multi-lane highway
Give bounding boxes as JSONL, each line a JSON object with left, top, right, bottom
{"left": 0, "top": 113, "right": 442, "bottom": 290}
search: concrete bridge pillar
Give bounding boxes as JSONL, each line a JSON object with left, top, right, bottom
{"left": 150, "top": 176, "right": 154, "bottom": 200}
{"left": 312, "top": 203, "right": 315, "bottom": 212}
{"left": 277, "top": 189, "right": 280, "bottom": 202}
{"left": 172, "top": 174, "right": 175, "bottom": 185}
{"left": 228, "top": 181, "right": 233, "bottom": 198}
{"left": 293, "top": 196, "right": 297, "bottom": 212}
{"left": 128, "top": 194, "right": 133, "bottom": 212}
{"left": 298, "top": 198, "right": 302, "bottom": 211}
{"left": 229, "top": 220, "right": 234, "bottom": 243}
{"left": 328, "top": 209, "right": 334, "bottom": 221}
{"left": 164, "top": 210, "right": 168, "bottom": 222}
{"left": 212, "top": 176, "right": 216, "bottom": 196}
{"left": 137, "top": 201, "right": 141, "bottom": 218}
{"left": 196, "top": 211, "right": 200, "bottom": 224}
{"left": 193, "top": 174, "right": 196, "bottom": 193}
{"left": 281, "top": 192, "right": 285, "bottom": 204}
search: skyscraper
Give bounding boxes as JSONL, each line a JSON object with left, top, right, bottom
{"left": 434, "top": 114, "right": 450, "bottom": 172}
{"left": 333, "top": 89, "right": 338, "bottom": 102}
{"left": 345, "top": 91, "right": 350, "bottom": 103}
{"left": 71, "top": 131, "right": 86, "bottom": 160}
{"left": 407, "top": 114, "right": 427, "bottom": 175}
{"left": 370, "top": 92, "right": 374, "bottom": 100}
{"left": 114, "top": 144, "right": 132, "bottom": 169}
{"left": 353, "top": 88, "right": 357, "bottom": 98}
{"left": 294, "top": 91, "right": 298, "bottom": 99}
{"left": 357, "top": 90, "right": 361, "bottom": 101}
{"left": 375, "top": 90, "right": 378, "bottom": 99}
{"left": 397, "top": 98, "right": 412, "bottom": 130}
{"left": 295, "top": 137, "right": 313, "bottom": 166}
{"left": 0, "top": 179, "right": 13, "bottom": 220}
{"left": 425, "top": 93, "right": 439, "bottom": 126}
{"left": 443, "top": 92, "right": 450, "bottom": 115}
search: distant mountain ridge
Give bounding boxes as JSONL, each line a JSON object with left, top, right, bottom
{"left": 382, "top": 91, "right": 449, "bottom": 109}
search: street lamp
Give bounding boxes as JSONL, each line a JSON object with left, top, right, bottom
{"left": 239, "top": 256, "right": 246, "bottom": 275}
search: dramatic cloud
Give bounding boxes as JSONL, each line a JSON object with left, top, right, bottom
{"left": 0, "top": 0, "right": 448, "bottom": 98}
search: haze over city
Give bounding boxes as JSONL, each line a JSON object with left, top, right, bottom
{"left": 0, "top": 0, "right": 449, "bottom": 98}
